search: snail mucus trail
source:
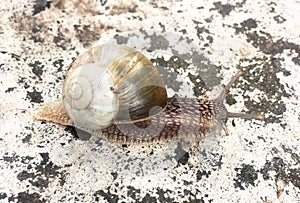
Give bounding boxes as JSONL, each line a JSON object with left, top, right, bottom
{"left": 35, "top": 44, "right": 264, "bottom": 143}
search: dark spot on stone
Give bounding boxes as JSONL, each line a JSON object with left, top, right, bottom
{"left": 206, "top": 35, "right": 213, "bottom": 44}
{"left": 114, "top": 34, "right": 129, "bottom": 45}
{"left": 53, "top": 59, "right": 64, "bottom": 72}
{"left": 156, "top": 188, "right": 175, "bottom": 202}
{"left": 17, "top": 171, "right": 34, "bottom": 181}
{"left": 288, "top": 168, "right": 300, "bottom": 188}
{"left": 273, "top": 15, "right": 286, "bottom": 24}
{"left": 281, "top": 145, "right": 300, "bottom": 163}
{"left": 158, "top": 22, "right": 166, "bottom": 32}
{"left": 234, "top": 18, "right": 258, "bottom": 34}
{"left": 233, "top": 21, "right": 300, "bottom": 64}
{"left": 244, "top": 31, "right": 300, "bottom": 65}
{"left": 146, "top": 33, "right": 169, "bottom": 51}
{"left": 183, "top": 189, "right": 206, "bottom": 202}
{"left": 200, "top": 150, "right": 223, "bottom": 169}
{"left": 3, "top": 154, "right": 17, "bottom": 163}
{"left": 151, "top": 56, "right": 184, "bottom": 93}
{"left": 32, "top": 24, "right": 41, "bottom": 33}
{"left": 188, "top": 73, "right": 208, "bottom": 97}
{"left": 5, "top": 87, "right": 17, "bottom": 93}
{"left": 8, "top": 191, "right": 44, "bottom": 203}
{"left": 53, "top": 32, "right": 71, "bottom": 50}
{"left": 173, "top": 142, "right": 189, "bottom": 165}
{"left": 177, "top": 152, "right": 190, "bottom": 165}
{"left": 27, "top": 88, "right": 43, "bottom": 103}
{"left": 268, "top": 2, "right": 277, "bottom": 13}
{"left": 21, "top": 156, "right": 35, "bottom": 164}
{"left": 30, "top": 177, "right": 49, "bottom": 189}
{"left": 231, "top": 119, "right": 236, "bottom": 127}
{"left": 0, "top": 192, "right": 7, "bottom": 199}
{"left": 94, "top": 187, "right": 120, "bottom": 203}
{"left": 196, "top": 26, "right": 210, "bottom": 35}
{"left": 225, "top": 93, "right": 236, "bottom": 105}
{"left": 16, "top": 153, "right": 63, "bottom": 190}
{"left": 234, "top": 164, "right": 258, "bottom": 190}
{"left": 282, "top": 69, "right": 291, "bottom": 76}
{"left": 159, "top": 6, "right": 169, "bottom": 11}
{"left": 183, "top": 180, "right": 192, "bottom": 185}
{"left": 140, "top": 193, "right": 157, "bottom": 203}
{"left": 260, "top": 152, "right": 300, "bottom": 189}
{"left": 127, "top": 186, "right": 140, "bottom": 200}
{"left": 292, "top": 55, "right": 300, "bottom": 65}
{"left": 128, "top": 5, "right": 137, "bottom": 13}
{"left": 73, "top": 24, "right": 103, "bottom": 47}
{"left": 205, "top": 17, "right": 213, "bottom": 23}
{"left": 197, "top": 26, "right": 214, "bottom": 47}
{"left": 0, "top": 51, "right": 21, "bottom": 61}
{"left": 238, "top": 57, "right": 290, "bottom": 124}
{"left": 59, "top": 173, "right": 67, "bottom": 187}
{"left": 18, "top": 77, "right": 30, "bottom": 89}
{"left": 22, "top": 134, "right": 32, "bottom": 143}
{"left": 179, "top": 29, "right": 187, "bottom": 34}
{"left": 211, "top": 153, "right": 223, "bottom": 169}
{"left": 30, "top": 35, "right": 44, "bottom": 43}
{"left": 190, "top": 51, "right": 221, "bottom": 91}
{"left": 65, "top": 126, "right": 91, "bottom": 140}
{"left": 212, "top": 2, "right": 234, "bottom": 17}
{"left": 196, "top": 170, "right": 211, "bottom": 181}
{"left": 39, "top": 152, "right": 50, "bottom": 165}
{"left": 111, "top": 172, "right": 118, "bottom": 181}
{"left": 192, "top": 19, "right": 201, "bottom": 25}
{"left": 33, "top": 0, "right": 52, "bottom": 15}
{"left": 99, "top": 0, "right": 108, "bottom": 6}
{"left": 29, "top": 61, "right": 44, "bottom": 80}
{"left": 260, "top": 157, "right": 285, "bottom": 180}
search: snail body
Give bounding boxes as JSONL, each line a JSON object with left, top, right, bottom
{"left": 35, "top": 44, "right": 263, "bottom": 143}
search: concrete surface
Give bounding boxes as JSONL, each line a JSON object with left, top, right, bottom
{"left": 0, "top": 0, "right": 299, "bottom": 202}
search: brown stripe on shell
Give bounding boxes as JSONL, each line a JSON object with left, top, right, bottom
{"left": 108, "top": 50, "right": 168, "bottom": 123}
{"left": 99, "top": 97, "right": 214, "bottom": 144}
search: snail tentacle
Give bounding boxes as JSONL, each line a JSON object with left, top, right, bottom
{"left": 212, "top": 71, "right": 264, "bottom": 136}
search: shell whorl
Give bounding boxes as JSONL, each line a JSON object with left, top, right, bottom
{"left": 62, "top": 44, "right": 167, "bottom": 131}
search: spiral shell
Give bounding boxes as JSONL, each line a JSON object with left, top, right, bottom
{"left": 62, "top": 44, "right": 167, "bottom": 131}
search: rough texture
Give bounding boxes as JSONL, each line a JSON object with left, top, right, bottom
{"left": 0, "top": 0, "right": 299, "bottom": 202}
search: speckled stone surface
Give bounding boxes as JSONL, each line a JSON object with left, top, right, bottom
{"left": 1, "top": 0, "right": 299, "bottom": 202}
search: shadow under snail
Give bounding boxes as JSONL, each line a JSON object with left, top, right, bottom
{"left": 35, "top": 44, "right": 264, "bottom": 143}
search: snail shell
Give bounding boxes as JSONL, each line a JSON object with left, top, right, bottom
{"left": 63, "top": 44, "right": 167, "bottom": 132}
{"left": 35, "top": 44, "right": 264, "bottom": 143}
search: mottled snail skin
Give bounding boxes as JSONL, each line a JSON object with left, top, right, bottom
{"left": 35, "top": 44, "right": 263, "bottom": 143}
{"left": 36, "top": 97, "right": 213, "bottom": 143}
{"left": 100, "top": 97, "right": 213, "bottom": 143}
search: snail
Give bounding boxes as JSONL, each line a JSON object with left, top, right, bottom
{"left": 35, "top": 44, "right": 264, "bottom": 143}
